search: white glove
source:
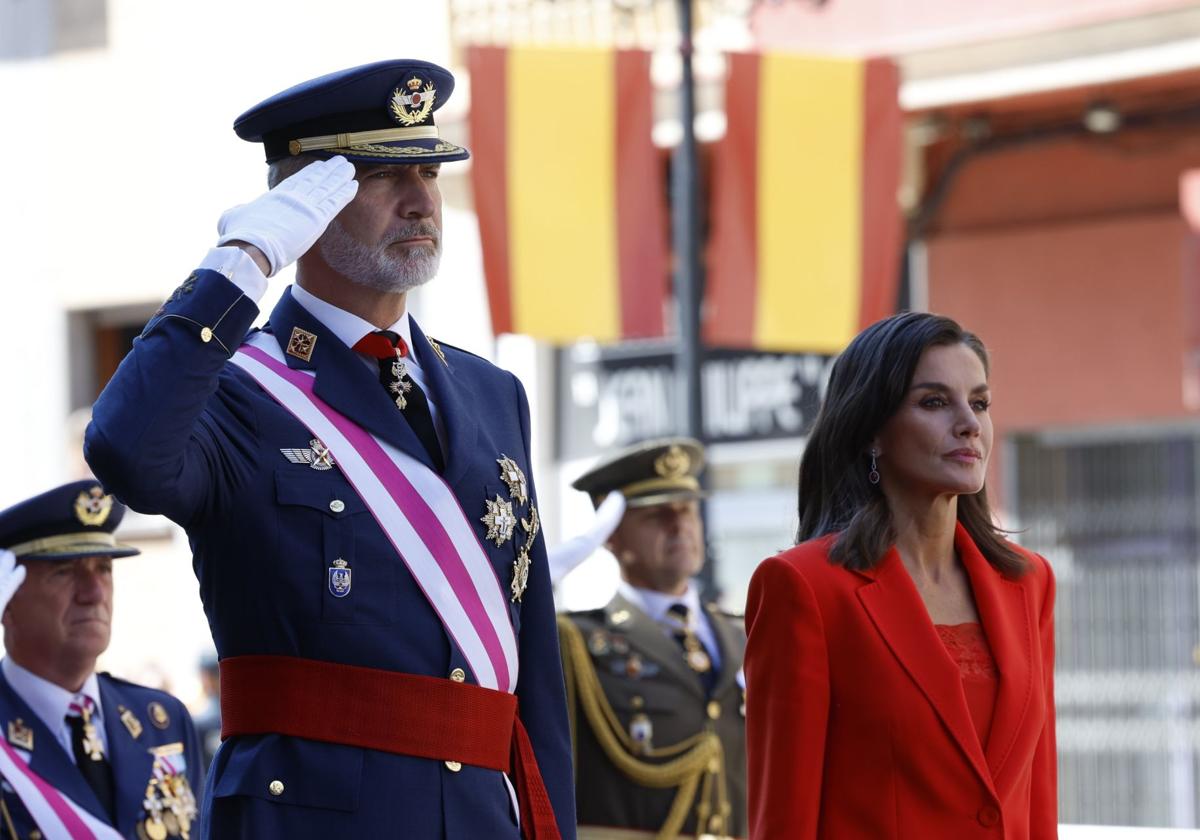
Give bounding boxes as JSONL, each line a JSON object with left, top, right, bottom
{"left": 0, "top": 549, "right": 27, "bottom": 615}
{"left": 216, "top": 156, "right": 358, "bottom": 277}
{"left": 548, "top": 491, "right": 627, "bottom": 585}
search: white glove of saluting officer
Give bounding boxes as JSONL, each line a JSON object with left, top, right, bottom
{"left": 0, "top": 549, "right": 27, "bottom": 616}
{"left": 216, "top": 156, "right": 358, "bottom": 277}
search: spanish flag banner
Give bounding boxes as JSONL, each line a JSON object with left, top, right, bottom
{"left": 705, "top": 52, "right": 903, "bottom": 353}
{"left": 468, "top": 46, "right": 668, "bottom": 343}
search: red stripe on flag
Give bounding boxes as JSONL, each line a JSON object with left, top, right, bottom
{"left": 857, "top": 57, "right": 904, "bottom": 329}
{"left": 468, "top": 47, "right": 513, "bottom": 335}
{"left": 703, "top": 52, "right": 760, "bottom": 348}
{"left": 614, "top": 50, "right": 667, "bottom": 338}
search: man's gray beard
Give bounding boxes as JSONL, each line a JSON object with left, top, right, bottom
{"left": 317, "top": 218, "right": 442, "bottom": 293}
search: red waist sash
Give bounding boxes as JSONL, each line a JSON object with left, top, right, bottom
{"left": 219, "top": 655, "right": 560, "bottom": 839}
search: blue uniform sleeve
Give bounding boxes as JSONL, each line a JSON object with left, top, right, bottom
{"left": 510, "top": 372, "right": 577, "bottom": 839}
{"left": 84, "top": 270, "right": 261, "bottom": 527}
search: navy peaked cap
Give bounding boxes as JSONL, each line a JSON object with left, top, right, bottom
{"left": 0, "top": 480, "right": 139, "bottom": 561}
{"left": 233, "top": 59, "right": 469, "bottom": 166}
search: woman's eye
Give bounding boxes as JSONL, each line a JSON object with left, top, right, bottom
{"left": 972, "top": 399, "right": 991, "bottom": 412}
{"left": 920, "top": 397, "right": 946, "bottom": 408}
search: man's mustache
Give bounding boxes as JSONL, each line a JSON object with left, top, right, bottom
{"left": 388, "top": 223, "right": 440, "bottom": 245}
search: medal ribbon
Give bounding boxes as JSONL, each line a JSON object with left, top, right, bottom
{"left": 231, "top": 332, "right": 519, "bottom": 693}
{"left": 0, "top": 737, "right": 123, "bottom": 840}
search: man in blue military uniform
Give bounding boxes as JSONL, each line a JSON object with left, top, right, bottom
{"left": 84, "top": 59, "right": 573, "bottom": 839}
{"left": 0, "top": 480, "right": 202, "bottom": 840}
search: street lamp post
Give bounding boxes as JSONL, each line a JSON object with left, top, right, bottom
{"left": 672, "top": 0, "right": 704, "bottom": 446}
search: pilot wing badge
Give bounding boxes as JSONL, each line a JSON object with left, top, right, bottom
{"left": 280, "top": 439, "right": 336, "bottom": 471}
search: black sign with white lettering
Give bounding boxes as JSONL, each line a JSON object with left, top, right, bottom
{"left": 556, "top": 342, "right": 836, "bottom": 459}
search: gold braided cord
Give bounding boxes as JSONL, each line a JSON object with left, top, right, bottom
{"left": 558, "top": 615, "right": 727, "bottom": 840}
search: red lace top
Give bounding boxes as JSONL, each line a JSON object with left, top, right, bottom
{"left": 935, "top": 622, "right": 998, "bottom": 749}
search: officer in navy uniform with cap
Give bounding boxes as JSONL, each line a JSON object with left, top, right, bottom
{"left": 558, "top": 439, "right": 747, "bottom": 840}
{"left": 0, "top": 480, "right": 202, "bottom": 840}
{"left": 84, "top": 59, "right": 574, "bottom": 839}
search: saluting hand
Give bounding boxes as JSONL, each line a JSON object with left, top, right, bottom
{"left": 216, "top": 155, "right": 359, "bottom": 278}
{"left": 0, "top": 549, "right": 27, "bottom": 616}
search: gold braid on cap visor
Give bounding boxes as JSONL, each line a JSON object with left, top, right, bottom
{"left": 619, "top": 476, "right": 701, "bottom": 499}
{"left": 288, "top": 126, "right": 440, "bottom": 155}
{"left": 7, "top": 532, "right": 117, "bottom": 557}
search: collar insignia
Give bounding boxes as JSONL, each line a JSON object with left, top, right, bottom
{"left": 286, "top": 327, "right": 317, "bottom": 362}
{"left": 7, "top": 718, "right": 32, "bottom": 751}
{"left": 118, "top": 705, "right": 143, "bottom": 739}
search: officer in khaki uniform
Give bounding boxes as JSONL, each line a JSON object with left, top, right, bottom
{"left": 558, "top": 438, "right": 746, "bottom": 840}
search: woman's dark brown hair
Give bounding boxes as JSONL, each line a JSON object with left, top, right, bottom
{"left": 796, "top": 311, "right": 1027, "bottom": 577}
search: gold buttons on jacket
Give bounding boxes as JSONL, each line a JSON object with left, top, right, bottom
{"left": 707, "top": 701, "right": 721, "bottom": 720}
{"left": 269, "top": 780, "right": 285, "bottom": 796}
{"left": 976, "top": 805, "right": 1000, "bottom": 827}
{"left": 449, "top": 668, "right": 466, "bottom": 683}
{"left": 445, "top": 760, "right": 462, "bottom": 772}
{"left": 200, "top": 327, "right": 213, "bottom": 344}
{"left": 329, "top": 500, "right": 345, "bottom": 513}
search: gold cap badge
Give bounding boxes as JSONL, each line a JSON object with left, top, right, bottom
{"left": 74, "top": 487, "right": 113, "bottom": 527}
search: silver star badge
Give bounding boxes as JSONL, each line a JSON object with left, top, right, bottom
{"left": 481, "top": 495, "right": 517, "bottom": 546}
{"left": 497, "top": 455, "right": 528, "bottom": 506}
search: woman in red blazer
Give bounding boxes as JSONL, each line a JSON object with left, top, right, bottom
{"left": 745, "top": 312, "right": 1057, "bottom": 840}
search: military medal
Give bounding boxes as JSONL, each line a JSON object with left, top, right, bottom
{"left": 141, "top": 743, "right": 196, "bottom": 840}
{"left": 509, "top": 505, "right": 540, "bottom": 602}
{"left": 684, "top": 637, "right": 712, "bottom": 673}
{"left": 625, "top": 653, "right": 645, "bottom": 679}
{"left": 629, "top": 712, "right": 653, "bottom": 753}
{"left": 389, "top": 356, "right": 413, "bottom": 409}
{"left": 588, "top": 629, "right": 611, "bottom": 656}
{"left": 497, "top": 455, "right": 528, "bottom": 506}
{"left": 481, "top": 496, "right": 517, "bottom": 546}
{"left": 510, "top": 550, "right": 531, "bottom": 602}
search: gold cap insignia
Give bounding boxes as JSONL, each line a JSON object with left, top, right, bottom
{"left": 7, "top": 718, "right": 33, "bottom": 751}
{"left": 148, "top": 701, "right": 170, "bottom": 730}
{"left": 74, "top": 487, "right": 113, "bottom": 527}
{"left": 286, "top": 327, "right": 317, "bottom": 362}
{"left": 390, "top": 81, "right": 436, "bottom": 127}
{"left": 654, "top": 445, "right": 690, "bottom": 480}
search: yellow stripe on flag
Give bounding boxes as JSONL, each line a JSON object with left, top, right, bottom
{"left": 756, "top": 55, "right": 864, "bottom": 353}
{"left": 508, "top": 48, "right": 619, "bottom": 342}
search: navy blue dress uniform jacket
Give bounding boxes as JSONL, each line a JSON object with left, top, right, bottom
{"left": 0, "top": 670, "right": 202, "bottom": 840}
{"left": 84, "top": 270, "right": 576, "bottom": 839}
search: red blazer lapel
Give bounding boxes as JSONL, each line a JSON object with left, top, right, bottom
{"left": 956, "top": 524, "right": 1037, "bottom": 793}
{"left": 856, "top": 547, "right": 995, "bottom": 795}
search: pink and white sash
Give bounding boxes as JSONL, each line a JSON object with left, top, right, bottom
{"left": 0, "top": 739, "right": 122, "bottom": 840}
{"left": 231, "top": 332, "right": 520, "bottom": 693}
